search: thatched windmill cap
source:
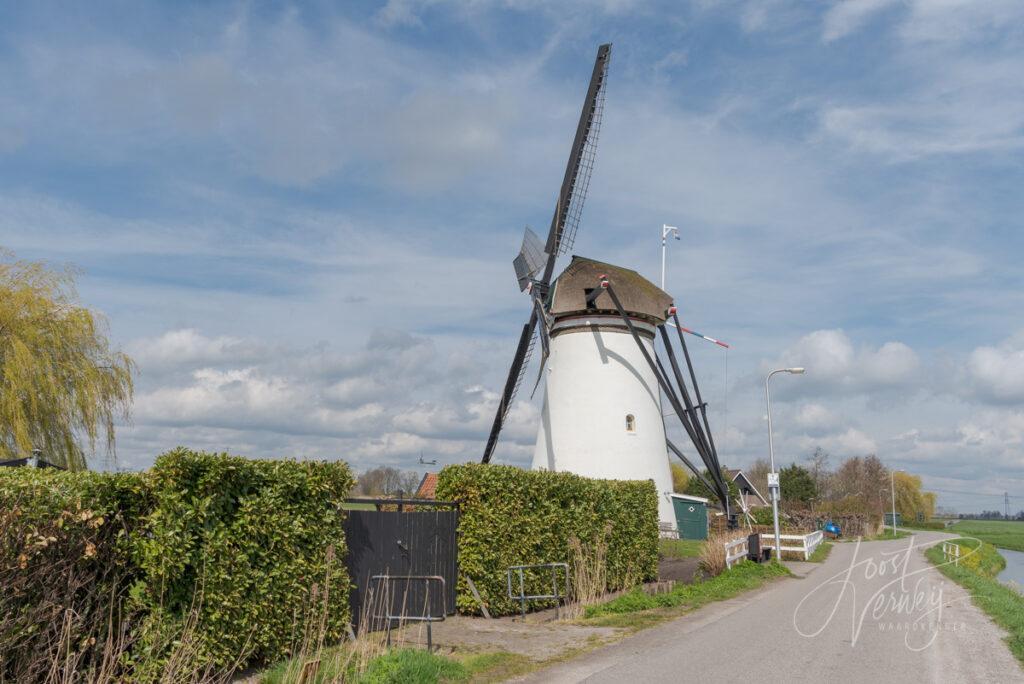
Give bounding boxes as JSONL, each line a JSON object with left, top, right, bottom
{"left": 549, "top": 256, "right": 673, "bottom": 324}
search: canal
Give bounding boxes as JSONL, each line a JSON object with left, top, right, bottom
{"left": 998, "top": 548, "right": 1024, "bottom": 590}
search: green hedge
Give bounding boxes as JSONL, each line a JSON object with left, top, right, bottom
{"left": 0, "top": 448, "right": 354, "bottom": 682}
{"left": 0, "top": 468, "right": 151, "bottom": 682}
{"left": 436, "top": 464, "right": 659, "bottom": 617}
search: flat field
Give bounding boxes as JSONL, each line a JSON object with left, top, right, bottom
{"left": 950, "top": 520, "right": 1024, "bottom": 552}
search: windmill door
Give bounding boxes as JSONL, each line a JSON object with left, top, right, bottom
{"left": 671, "top": 495, "right": 708, "bottom": 540}
{"left": 343, "top": 508, "right": 458, "bottom": 628}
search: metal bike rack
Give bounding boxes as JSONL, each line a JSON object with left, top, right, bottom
{"left": 369, "top": 575, "right": 446, "bottom": 651}
{"left": 506, "top": 562, "right": 569, "bottom": 619}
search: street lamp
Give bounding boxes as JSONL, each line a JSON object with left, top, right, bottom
{"left": 660, "top": 224, "right": 680, "bottom": 290}
{"left": 766, "top": 367, "right": 805, "bottom": 558}
{"left": 890, "top": 469, "right": 903, "bottom": 537}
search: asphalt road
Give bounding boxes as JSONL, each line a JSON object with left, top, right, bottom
{"left": 521, "top": 531, "right": 1021, "bottom": 683}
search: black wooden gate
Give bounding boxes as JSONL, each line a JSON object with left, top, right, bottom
{"left": 343, "top": 505, "right": 458, "bottom": 628}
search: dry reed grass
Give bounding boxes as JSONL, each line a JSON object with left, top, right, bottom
{"left": 699, "top": 532, "right": 750, "bottom": 577}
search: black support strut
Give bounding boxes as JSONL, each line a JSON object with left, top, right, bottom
{"left": 601, "top": 281, "right": 731, "bottom": 516}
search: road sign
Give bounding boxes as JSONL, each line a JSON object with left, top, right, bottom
{"left": 767, "top": 472, "right": 780, "bottom": 489}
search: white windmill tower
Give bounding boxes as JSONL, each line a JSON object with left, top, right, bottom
{"left": 481, "top": 44, "right": 734, "bottom": 530}
{"left": 531, "top": 258, "right": 676, "bottom": 524}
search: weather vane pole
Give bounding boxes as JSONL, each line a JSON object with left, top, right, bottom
{"left": 661, "top": 224, "right": 679, "bottom": 290}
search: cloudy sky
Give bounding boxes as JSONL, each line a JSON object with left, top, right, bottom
{"left": 2, "top": 1, "right": 1022, "bottom": 513}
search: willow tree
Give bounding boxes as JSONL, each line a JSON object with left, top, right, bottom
{"left": 0, "top": 255, "right": 134, "bottom": 470}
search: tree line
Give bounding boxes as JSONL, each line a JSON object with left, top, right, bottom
{"left": 675, "top": 446, "right": 938, "bottom": 520}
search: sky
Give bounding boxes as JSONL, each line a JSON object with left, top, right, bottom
{"left": 1, "top": 0, "right": 1022, "bottom": 513}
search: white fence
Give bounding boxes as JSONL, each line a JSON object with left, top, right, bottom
{"left": 724, "top": 537, "right": 749, "bottom": 569}
{"left": 760, "top": 530, "right": 824, "bottom": 561}
{"left": 942, "top": 541, "right": 961, "bottom": 566}
{"left": 723, "top": 530, "right": 825, "bottom": 568}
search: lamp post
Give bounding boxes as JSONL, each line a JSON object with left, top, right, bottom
{"left": 660, "top": 224, "right": 679, "bottom": 290}
{"left": 766, "top": 367, "right": 805, "bottom": 559}
{"left": 890, "top": 469, "right": 903, "bottom": 537}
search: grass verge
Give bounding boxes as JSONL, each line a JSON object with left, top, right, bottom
{"left": 261, "top": 647, "right": 532, "bottom": 684}
{"left": 658, "top": 538, "right": 703, "bottom": 559}
{"left": 807, "top": 541, "right": 833, "bottom": 563}
{"left": 582, "top": 561, "right": 789, "bottom": 628}
{"left": 925, "top": 539, "right": 1024, "bottom": 665}
{"left": 950, "top": 520, "right": 1024, "bottom": 552}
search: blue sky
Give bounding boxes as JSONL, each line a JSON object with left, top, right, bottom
{"left": 2, "top": 1, "right": 1023, "bottom": 513}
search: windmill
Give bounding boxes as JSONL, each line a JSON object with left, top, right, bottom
{"left": 480, "top": 44, "right": 733, "bottom": 528}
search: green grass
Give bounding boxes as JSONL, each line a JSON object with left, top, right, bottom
{"left": 658, "top": 538, "right": 703, "bottom": 559}
{"left": 261, "top": 647, "right": 499, "bottom": 684}
{"left": 926, "top": 539, "right": 1024, "bottom": 665}
{"left": 456, "top": 651, "right": 536, "bottom": 682}
{"left": 358, "top": 648, "right": 467, "bottom": 683}
{"left": 583, "top": 560, "right": 789, "bottom": 626}
{"left": 950, "top": 520, "right": 1024, "bottom": 552}
{"left": 807, "top": 541, "right": 833, "bottom": 563}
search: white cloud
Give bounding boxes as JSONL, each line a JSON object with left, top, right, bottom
{"left": 817, "top": 1, "right": 1024, "bottom": 160}
{"left": 129, "top": 329, "right": 254, "bottom": 370}
{"left": 822, "top": 0, "right": 901, "bottom": 43}
{"left": 793, "top": 403, "right": 841, "bottom": 433}
{"left": 967, "top": 334, "right": 1024, "bottom": 403}
{"left": 121, "top": 327, "right": 537, "bottom": 470}
{"left": 899, "top": 0, "right": 1024, "bottom": 45}
{"left": 799, "top": 427, "right": 878, "bottom": 457}
{"left": 770, "top": 329, "right": 920, "bottom": 394}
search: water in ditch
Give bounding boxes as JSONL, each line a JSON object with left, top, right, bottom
{"left": 998, "top": 548, "right": 1024, "bottom": 593}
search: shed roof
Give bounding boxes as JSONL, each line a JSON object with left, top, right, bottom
{"left": 670, "top": 493, "right": 709, "bottom": 504}
{"left": 549, "top": 256, "right": 673, "bottom": 323}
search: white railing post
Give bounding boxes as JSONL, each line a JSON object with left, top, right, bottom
{"left": 723, "top": 537, "right": 750, "bottom": 570}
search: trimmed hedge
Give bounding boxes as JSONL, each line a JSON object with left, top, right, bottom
{"left": 436, "top": 464, "right": 659, "bottom": 617}
{"left": 131, "top": 449, "right": 355, "bottom": 676}
{"left": 0, "top": 448, "right": 354, "bottom": 681}
{"left": 0, "top": 469, "right": 151, "bottom": 682}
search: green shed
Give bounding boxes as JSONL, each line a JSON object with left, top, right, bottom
{"left": 884, "top": 512, "right": 903, "bottom": 527}
{"left": 670, "top": 494, "right": 709, "bottom": 540}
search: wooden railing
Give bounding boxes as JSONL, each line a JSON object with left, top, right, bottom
{"left": 941, "top": 540, "right": 961, "bottom": 566}
{"left": 760, "top": 530, "right": 824, "bottom": 560}
{"left": 724, "top": 537, "right": 749, "bottom": 569}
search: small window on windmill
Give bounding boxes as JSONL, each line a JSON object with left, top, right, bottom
{"left": 584, "top": 288, "right": 597, "bottom": 311}
{"left": 625, "top": 414, "right": 636, "bottom": 433}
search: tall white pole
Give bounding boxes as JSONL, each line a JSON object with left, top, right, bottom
{"left": 891, "top": 470, "right": 898, "bottom": 537}
{"left": 661, "top": 229, "right": 667, "bottom": 290}
{"left": 766, "top": 371, "right": 782, "bottom": 557}
{"left": 660, "top": 225, "right": 678, "bottom": 291}
{"left": 765, "top": 367, "right": 804, "bottom": 560}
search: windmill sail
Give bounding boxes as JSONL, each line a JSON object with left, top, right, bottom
{"left": 541, "top": 43, "right": 611, "bottom": 280}
{"left": 513, "top": 227, "right": 547, "bottom": 292}
{"left": 481, "top": 43, "right": 612, "bottom": 464}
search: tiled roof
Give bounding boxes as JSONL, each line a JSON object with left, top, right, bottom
{"left": 416, "top": 472, "right": 438, "bottom": 499}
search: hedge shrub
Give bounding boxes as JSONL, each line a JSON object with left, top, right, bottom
{"left": 131, "top": 448, "right": 355, "bottom": 675}
{"left": 436, "top": 464, "right": 658, "bottom": 616}
{"left": 0, "top": 468, "right": 151, "bottom": 682}
{"left": 0, "top": 448, "right": 355, "bottom": 681}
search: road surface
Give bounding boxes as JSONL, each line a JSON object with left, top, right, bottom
{"left": 521, "top": 531, "right": 1021, "bottom": 683}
